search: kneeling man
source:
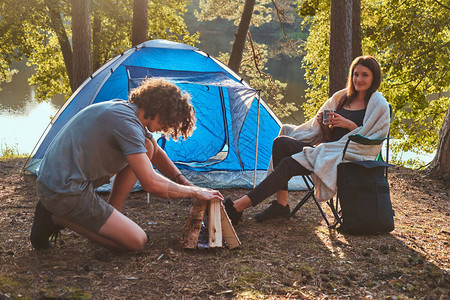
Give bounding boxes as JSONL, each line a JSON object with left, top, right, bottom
{"left": 31, "top": 78, "right": 223, "bottom": 251}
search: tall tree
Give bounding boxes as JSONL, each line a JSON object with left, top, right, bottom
{"left": 427, "top": 106, "right": 450, "bottom": 184}
{"left": 132, "top": 0, "right": 148, "bottom": 47}
{"left": 228, "top": 0, "right": 256, "bottom": 73}
{"left": 351, "top": 0, "right": 362, "bottom": 59}
{"left": 72, "top": 0, "right": 92, "bottom": 91}
{"left": 45, "top": 0, "right": 74, "bottom": 90}
{"left": 328, "top": 0, "right": 352, "bottom": 96}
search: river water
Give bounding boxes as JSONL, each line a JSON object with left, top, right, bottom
{"left": 0, "top": 62, "right": 65, "bottom": 155}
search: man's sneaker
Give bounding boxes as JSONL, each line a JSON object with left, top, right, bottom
{"left": 223, "top": 197, "right": 242, "bottom": 226}
{"left": 254, "top": 200, "right": 290, "bottom": 222}
{"left": 30, "top": 201, "right": 61, "bottom": 250}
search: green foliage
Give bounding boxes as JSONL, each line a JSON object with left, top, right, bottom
{"left": 363, "top": 0, "right": 450, "bottom": 159}
{"left": 148, "top": 0, "right": 200, "bottom": 45}
{"left": 0, "top": 0, "right": 199, "bottom": 102}
{"left": 92, "top": 0, "right": 133, "bottom": 66}
{"left": 297, "top": 0, "right": 450, "bottom": 168}
{"left": 195, "top": 0, "right": 273, "bottom": 27}
{"left": 26, "top": 24, "right": 72, "bottom": 101}
{"left": 297, "top": 0, "right": 330, "bottom": 118}
{"left": 296, "top": 0, "right": 319, "bottom": 17}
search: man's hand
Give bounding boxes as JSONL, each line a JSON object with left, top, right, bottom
{"left": 191, "top": 187, "right": 224, "bottom": 202}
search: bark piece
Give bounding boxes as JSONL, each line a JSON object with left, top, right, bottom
{"left": 181, "top": 199, "right": 207, "bottom": 249}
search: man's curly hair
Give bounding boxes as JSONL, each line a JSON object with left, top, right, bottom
{"left": 129, "top": 78, "right": 196, "bottom": 140}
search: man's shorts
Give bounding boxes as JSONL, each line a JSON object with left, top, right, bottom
{"left": 37, "top": 181, "right": 114, "bottom": 233}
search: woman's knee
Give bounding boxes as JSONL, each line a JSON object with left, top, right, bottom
{"left": 272, "top": 136, "right": 288, "bottom": 155}
{"left": 272, "top": 136, "right": 294, "bottom": 164}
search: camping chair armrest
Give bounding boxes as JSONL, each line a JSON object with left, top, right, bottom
{"left": 348, "top": 134, "right": 387, "bottom": 145}
{"left": 342, "top": 134, "right": 389, "bottom": 159}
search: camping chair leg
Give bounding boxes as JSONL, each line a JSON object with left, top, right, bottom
{"left": 290, "top": 189, "right": 313, "bottom": 217}
{"left": 311, "top": 194, "right": 331, "bottom": 227}
{"left": 290, "top": 175, "right": 331, "bottom": 227}
{"left": 326, "top": 197, "right": 342, "bottom": 228}
{"left": 290, "top": 175, "right": 314, "bottom": 217}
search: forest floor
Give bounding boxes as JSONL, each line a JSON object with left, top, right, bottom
{"left": 0, "top": 157, "right": 449, "bottom": 299}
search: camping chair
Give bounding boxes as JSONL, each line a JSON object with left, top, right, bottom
{"left": 290, "top": 105, "right": 393, "bottom": 228}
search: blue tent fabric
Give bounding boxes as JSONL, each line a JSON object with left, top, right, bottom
{"left": 26, "top": 40, "right": 305, "bottom": 190}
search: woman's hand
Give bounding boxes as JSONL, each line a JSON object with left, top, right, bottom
{"left": 316, "top": 111, "right": 326, "bottom": 127}
{"left": 327, "top": 112, "right": 358, "bottom": 131}
{"left": 316, "top": 111, "right": 332, "bottom": 142}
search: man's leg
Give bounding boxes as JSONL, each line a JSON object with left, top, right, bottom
{"left": 108, "top": 166, "right": 138, "bottom": 211}
{"left": 108, "top": 138, "right": 155, "bottom": 210}
{"left": 53, "top": 209, "right": 147, "bottom": 251}
{"left": 33, "top": 179, "right": 147, "bottom": 251}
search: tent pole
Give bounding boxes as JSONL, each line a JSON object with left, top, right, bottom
{"left": 253, "top": 90, "right": 261, "bottom": 188}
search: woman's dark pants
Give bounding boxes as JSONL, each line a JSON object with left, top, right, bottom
{"left": 247, "top": 136, "right": 312, "bottom": 206}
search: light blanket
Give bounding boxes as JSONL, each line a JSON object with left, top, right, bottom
{"left": 268, "top": 89, "right": 391, "bottom": 202}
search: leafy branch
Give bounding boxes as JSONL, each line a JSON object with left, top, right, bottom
{"left": 432, "top": 0, "right": 450, "bottom": 10}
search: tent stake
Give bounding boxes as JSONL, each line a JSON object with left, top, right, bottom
{"left": 253, "top": 90, "right": 261, "bottom": 188}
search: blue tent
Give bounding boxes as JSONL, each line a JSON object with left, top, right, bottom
{"left": 26, "top": 40, "right": 297, "bottom": 189}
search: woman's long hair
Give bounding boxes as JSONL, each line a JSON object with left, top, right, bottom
{"left": 344, "top": 55, "right": 382, "bottom": 107}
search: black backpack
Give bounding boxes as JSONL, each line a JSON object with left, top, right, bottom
{"left": 336, "top": 160, "right": 395, "bottom": 235}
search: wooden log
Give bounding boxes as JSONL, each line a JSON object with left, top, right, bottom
{"left": 220, "top": 204, "right": 241, "bottom": 249}
{"left": 208, "top": 200, "right": 223, "bottom": 247}
{"left": 181, "top": 198, "right": 207, "bottom": 249}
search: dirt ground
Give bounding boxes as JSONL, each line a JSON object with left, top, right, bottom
{"left": 0, "top": 157, "right": 449, "bottom": 299}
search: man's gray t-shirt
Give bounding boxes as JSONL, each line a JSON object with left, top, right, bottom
{"left": 37, "top": 100, "right": 149, "bottom": 194}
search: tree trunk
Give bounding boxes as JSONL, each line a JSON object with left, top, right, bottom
{"left": 329, "top": 0, "right": 352, "bottom": 97}
{"left": 352, "top": 0, "right": 362, "bottom": 59}
{"left": 45, "top": 0, "right": 74, "bottom": 91}
{"left": 228, "top": 0, "right": 256, "bottom": 74}
{"left": 132, "top": 0, "right": 148, "bottom": 47}
{"left": 92, "top": 14, "right": 102, "bottom": 72}
{"left": 425, "top": 104, "right": 450, "bottom": 185}
{"left": 72, "top": 0, "right": 92, "bottom": 92}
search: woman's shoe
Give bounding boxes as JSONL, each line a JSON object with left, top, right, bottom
{"left": 254, "top": 200, "right": 290, "bottom": 222}
{"left": 223, "top": 197, "right": 243, "bottom": 226}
